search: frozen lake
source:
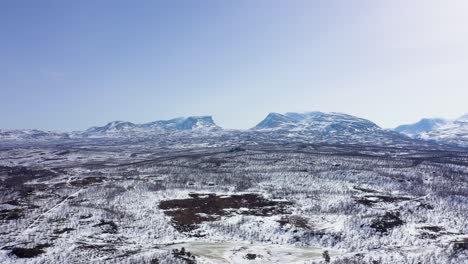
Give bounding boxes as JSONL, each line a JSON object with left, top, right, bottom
{"left": 165, "top": 241, "right": 340, "bottom": 263}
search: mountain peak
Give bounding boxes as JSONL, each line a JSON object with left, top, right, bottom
{"left": 83, "top": 121, "right": 137, "bottom": 136}
{"left": 254, "top": 113, "right": 297, "bottom": 129}
{"left": 175, "top": 116, "right": 219, "bottom": 130}
{"left": 105, "top": 121, "right": 136, "bottom": 129}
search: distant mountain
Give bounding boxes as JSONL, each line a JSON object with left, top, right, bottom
{"left": 143, "top": 116, "right": 219, "bottom": 131}
{"left": 80, "top": 121, "right": 140, "bottom": 138}
{"left": 252, "top": 111, "right": 411, "bottom": 146}
{"left": 84, "top": 121, "right": 138, "bottom": 134}
{"left": 394, "top": 118, "right": 448, "bottom": 137}
{"left": 0, "top": 129, "right": 68, "bottom": 141}
{"left": 394, "top": 115, "right": 468, "bottom": 147}
{"left": 254, "top": 112, "right": 380, "bottom": 132}
{"left": 79, "top": 116, "right": 221, "bottom": 138}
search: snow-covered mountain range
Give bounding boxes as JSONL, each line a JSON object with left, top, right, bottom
{"left": 79, "top": 116, "right": 220, "bottom": 138}
{"left": 1, "top": 112, "right": 467, "bottom": 148}
{"left": 395, "top": 114, "right": 468, "bottom": 147}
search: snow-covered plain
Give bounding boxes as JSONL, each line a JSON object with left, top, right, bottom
{"left": 1, "top": 137, "right": 467, "bottom": 263}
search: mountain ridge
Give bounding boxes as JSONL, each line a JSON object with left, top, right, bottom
{"left": 254, "top": 111, "right": 380, "bottom": 132}
{"left": 79, "top": 116, "right": 221, "bottom": 138}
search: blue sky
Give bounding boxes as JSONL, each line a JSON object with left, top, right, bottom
{"left": 1, "top": 0, "right": 468, "bottom": 130}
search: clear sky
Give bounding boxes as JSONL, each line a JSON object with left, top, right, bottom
{"left": 1, "top": 0, "right": 468, "bottom": 131}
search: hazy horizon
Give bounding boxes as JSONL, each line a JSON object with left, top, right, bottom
{"left": 2, "top": 0, "right": 468, "bottom": 130}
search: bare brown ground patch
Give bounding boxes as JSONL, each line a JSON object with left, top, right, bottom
{"left": 159, "top": 193, "right": 291, "bottom": 233}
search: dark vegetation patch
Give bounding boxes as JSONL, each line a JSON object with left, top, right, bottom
{"left": 0, "top": 166, "right": 56, "bottom": 179}
{"left": 200, "top": 158, "right": 226, "bottom": 167}
{"left": 94, "top": 220, "right": 118, "bottom": 234}
{"left": 42, "top": 157, "right": 67, "bottom": 161}
{"left": 354, "top": 195, "right": 412, "bottom": 206}
{"left": 69, "top": 176, "right": 105, "bottom": 187}
{"left": 16, "top": 184, "right": 49, "bottom": 198}
{"left": 159, "top": 193, "right": 291, "bottom": 233}
{"left": 228, "top": 146, "right": 246, "bottom": 153}
{"left": 418, "top": 232, "right": 439, "bottom": 240}
{"left": 4, "top": 200, "right": 21, "bottom": 206}
{"left": 370, "top": 211, "right": 404, "bottom": 233}
{"left": 68, "top": 198, "right": 89, "bottom": 206}
{"left": 417, "top": 225, "right": 450, "bottom": 239}
{"left": 453, "top": 238, "right": 468, "bottom": 251}
{"left": 277, "top": 215, "right": 312, "bottom": 230}
{"left": 245, "top": 253, "right": 261, "bottom": 260}
{"left": 420, "top": 226, "right": 444, "bottom": 232}
{"left": 172, "top": 247, "right": 196, "bottom": 264}
{"left": 79, "top": 213, "right": 93, "bottom": 219}
{"left": 417, "top": 202, "right": 434, "bottom": 210}
{"left": 0, "top": 208, "right": 23, "bottom": 220}
{"left": 9, "top": 243, "right": 51, "bottom": 258}
{"left": 54, "top": 227, "right": 75, "bottom": 234}
{"left": 0, "top": 166, "right": 56, "bottom": 189}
